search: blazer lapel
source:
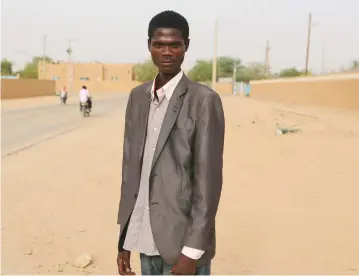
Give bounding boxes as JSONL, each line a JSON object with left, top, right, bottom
{"left": 151, "top": 75, "right": 188, "bottom": 170}
{"left": 138, "top": 82, "right": 152, "bottom": 161}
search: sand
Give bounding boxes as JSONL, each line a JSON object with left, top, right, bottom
{"left": 1, "top": 95, "right": 359, "bottom": 274}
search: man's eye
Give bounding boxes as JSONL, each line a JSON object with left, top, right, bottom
{"left": 171, "top": 44, "right": 181, "bottom": 48}
{"left": 153, "top": 43, "right": 162, "bottom": 48}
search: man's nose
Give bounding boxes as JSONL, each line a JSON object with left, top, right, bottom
{"left": 161, "top": 45, "right": 173, "bottom": 56}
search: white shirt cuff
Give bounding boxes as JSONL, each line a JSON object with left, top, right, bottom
{"left": 181, "top": 246, "right": 205, "bottom": 260}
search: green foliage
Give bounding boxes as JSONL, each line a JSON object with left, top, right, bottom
{"left": 351, "top": 60, "right": 359, "bottom": 70}
{"left": 218, "top": 56, "right": 242, "bottom": 78}
{"left": 187, "top": 60, "right": 212, "bottom": 82}
{"left": 17, "top": 56, "right": 54, "bottom": 79}
{"left": 236, "top": 62, "right": 266, "bottom": 82}
{"left": 1, "top": 58, "right": 14, "bottom": 75}
{"left": 133, "top": 59, "right": 158, "bottom": 82}
{"left": 279, "top": 67, "right": 302, "bottom": 78}
{"left": 188, "top": 56, "right": 243, "bottom": 82}
{"left": 19, "top": 63, "right": 38, "bottom": 78}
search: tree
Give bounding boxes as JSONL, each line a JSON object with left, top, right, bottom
{"left": 218, "top": 56, "right": 242, "bottom": 78}
{"left": 279, "top": 67, "right": 302, "bottom": 78}
{"left": 236, "top": 62, "right": 266, "bottom": 82}
{"left": 18, "top": 56, "right": 54, "bottom": 79}
{"left": 133, "top": 59, "right": 158, "bottom": 82}
{"left": 187, "top": 60, "right": 212, "bottom": 82}
{"left": 188, "top": 56, "right": 243, "bottom": 82}
{"left": 1, "top": 58, "right": 14, "bottom": 76}
{"left": 18, "top": 62, "right": 38, "bottom": 79}
{"left": 351, "top": 60, "right": 359, "bottom": 71}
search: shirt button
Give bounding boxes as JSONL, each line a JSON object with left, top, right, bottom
{"left": 152, "top": 147, "right": 156, "bottom": 151}
{"left": 154, "top": 127, "right": 158, "bottom": 131}
{"left": 156, "top": 107, "right": 160, "bottom": 111}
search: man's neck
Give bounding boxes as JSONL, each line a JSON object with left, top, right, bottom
{"left": 156, "top": 69, "right": 181, "bottom": 90}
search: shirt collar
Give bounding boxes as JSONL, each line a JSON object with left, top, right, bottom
{"left": 150, "top": 70, "right": 184, "bottom": 101}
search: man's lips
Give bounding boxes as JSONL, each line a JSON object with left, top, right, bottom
{"left": 161, "top": 61, "right": 174, "bottom": 65}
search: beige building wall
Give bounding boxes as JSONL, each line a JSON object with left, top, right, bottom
{"left": 39, "top": 62, "right": 139, "bottom": 93}
{"left": 103, "top": 64, "right": 134, "bottom": 81}
{"left": 209, "top": 74, "right": 359, "bottom": 110}
{"left": 250, "top": 74, "right": 359, "bottom": 110}
{"left": 215, "top": 83, "right": 233, "bottom": 94}
{"left": 1, "top": 79, "right": 55, "bottom": 99}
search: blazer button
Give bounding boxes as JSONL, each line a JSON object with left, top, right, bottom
{"left": 134, "top": 193, "right": 138, "bottom": 199}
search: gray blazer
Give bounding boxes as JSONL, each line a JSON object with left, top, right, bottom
{"left": 117, "top": 75, "right": 225, "bottom": 266}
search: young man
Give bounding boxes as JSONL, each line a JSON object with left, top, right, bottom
{"left": 79, "top": 85, "right": 92, "bottom": 111}
{"left": 60, "top": 85, "right": 68, "bottom": 104}
{"left": 117, "top": 10, "right": 225, "bottom": 275}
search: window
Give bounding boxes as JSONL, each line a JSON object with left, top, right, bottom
{"left": 51, "top": 76, "right": 60, "bottom": 80}
{"left": 80, "top": 77, "right": 90, "bottom": 81}
{"left": 111, "top": 76, "right": 119, "bottom": 81}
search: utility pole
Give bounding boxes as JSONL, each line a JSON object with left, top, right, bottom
{"left": 67, "top": 39, "right": 74, "bottom": 94}
{"left": 321, "top": 43, "right": 325, "bottom": 74}
{"left": 212, "top": 18, "right": 218, "bottom": 91}
{"left": 264, "top": 40, "right": 270, "bottom": 77}
{"left": 233, "top": 59, "right": 237, "bottom": 95}
{"left": 67, "top": 39, "right": 73, "bottom": 61}
{"left": 305, "top": 13, "right": 312, "bottom": 76}
{"left": 42, "top": 34, "right": 47, "bottom": 78}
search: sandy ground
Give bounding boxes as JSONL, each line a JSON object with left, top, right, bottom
{"left": 1, "top": 95, "right": 359, "bottom": 274}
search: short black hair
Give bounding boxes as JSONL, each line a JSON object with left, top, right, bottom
{"left": 148, "top": 10, "right": 189, "bottom": 42}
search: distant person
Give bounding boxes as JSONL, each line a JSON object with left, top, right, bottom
{"left": 244, "top": 81, "right": 251, "bottom": 97}
{"left": 60, "top": 86, "right": 68, "bottom": 104}
{"left": 116, "top": 10, "right": 225, "bottom": 275}
{"left": 79, "top": 85, "right": 92, "bottom": 111}
{"left": 239, "top": 81, "right": 244, "bottom": 96}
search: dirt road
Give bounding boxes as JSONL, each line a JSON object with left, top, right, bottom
{"left": 1, "top": 94, "right": 128, "bottom": 157}
{"left": 1, "top": 95, "right": 358, "bottom": 274}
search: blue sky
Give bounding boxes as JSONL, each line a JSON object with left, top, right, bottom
{"left": 2, "top": 0, "right": 359, "bottom": 73}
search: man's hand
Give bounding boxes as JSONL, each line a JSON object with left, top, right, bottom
{"left": 117, "top": 250, "right": 135, "bottom": 275}
{"left": 170, "top": 254, "right": 197, "bottom": 275}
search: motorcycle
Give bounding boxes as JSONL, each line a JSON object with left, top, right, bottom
{"left": 80, "top": 97, "right": 92, "bottom": 117}
{"left": 60, "top": 96, "right": 67, "bottom": 104}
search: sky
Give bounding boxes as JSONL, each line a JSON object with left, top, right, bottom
{"left": 1, "top": 0, "right": 359, "bottom": 73}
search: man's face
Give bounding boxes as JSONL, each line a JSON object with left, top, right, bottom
{"left": 148, "top": 28, "right": 189, "bottom": 74}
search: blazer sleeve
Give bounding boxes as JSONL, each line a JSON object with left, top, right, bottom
{"left": 117, "top": 92, "right": 133, "bottom": 251}
{"left": 183, "top": 92, "right": 225, "bottom": 250}
{"left": 120, "top": 92, "right": 133, "bottom": 201}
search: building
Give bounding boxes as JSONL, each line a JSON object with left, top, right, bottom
{"left": 38, "top": 62, "right": 140, "bottom": 93}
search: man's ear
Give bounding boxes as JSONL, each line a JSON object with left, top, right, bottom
{"left": 185, "top": 39, "right": 190, "bottom": 52}
{"left": 147, "top": 38, "right": 151, "bottom": 51}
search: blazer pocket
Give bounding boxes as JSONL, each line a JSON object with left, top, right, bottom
{"left": 172, "top": 126, "right": 192, "bottom": 135}
{"left": 172, "top": 118, "right": 194, "bottom": 135}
